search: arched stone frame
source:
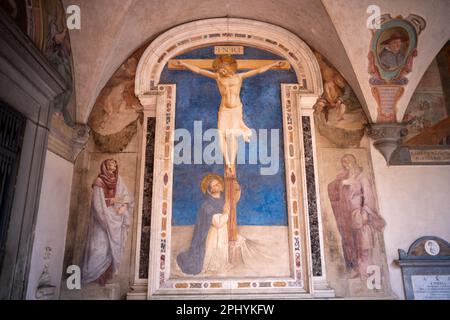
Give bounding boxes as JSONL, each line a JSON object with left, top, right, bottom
{"left": 131, "top": 18, "right": 334, "bottom": 299}
{"left": 135, "top": 19, "right": 323, "bottom": 97}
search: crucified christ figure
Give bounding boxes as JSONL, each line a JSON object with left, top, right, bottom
{"left": 176, "top": 55, "right": 283, "bottom": 176}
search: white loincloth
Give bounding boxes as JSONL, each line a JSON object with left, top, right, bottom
{"left": 218, "top": 106, "right": 251, "bottom": 138}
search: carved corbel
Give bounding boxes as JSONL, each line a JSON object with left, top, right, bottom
{"left": 366, "top": 122, "right": 408, "bottom": 163}
{"left": 48, "top": 114, "right": 91, "bottom": 162}
{"left": 72, "top": 124, "right": 91, "bottom": 160}
{"left": 138, "top": 90, "right": 161, "bottom": 117}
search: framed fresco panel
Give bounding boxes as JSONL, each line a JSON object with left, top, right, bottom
{"left": 132, "top": 19, "right": 329, "bottom": 299}
{"left": 144, "top": 63, "right": 311, "bottom": 299}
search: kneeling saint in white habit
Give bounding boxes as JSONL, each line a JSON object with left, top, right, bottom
{"left": 202, "top": 201, "right": 231, "bottom": 275}
{"left": 177, "top": 174, "right": 233, "bottom": 275}
{"left": 82, "top": 159, "right": 132, "bottom": 285}
{"left": 203, "top": 178, "right": 242, "bottom": 275}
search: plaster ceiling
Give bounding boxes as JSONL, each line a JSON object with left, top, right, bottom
{"left": 64, "top": 0, "right": 450, "bottom": 125}
{"left": 322, "top": 0, "right": 450, "bottom": 122}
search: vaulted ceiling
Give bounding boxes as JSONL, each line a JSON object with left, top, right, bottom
{"left": 322, "top": 0, "right": 450, "bottom": 121}
{"left": 64, "top": 0, "right": 450, "bottom": 124}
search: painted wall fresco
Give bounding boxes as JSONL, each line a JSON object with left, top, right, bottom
{"left": 313, "top": 52, "right": 367, "bottom": 148}
{"left": 1, "top": 0, "right": 76, "bottom": 126}
{"left": 81, "top": 159, "right": 133, "bottom": 286}
{"left": 42, "top": 0, "right": 74, "bottom": 125}
{"left": 60, "top": 46, "right": 148, "bottom": 299}
{"left": 160, "top": 46, "right": 296, "bottom": 278}
{"left": 317, "top": 147, "right": 391, "bottom": 297}
{"left": 437, "top": 41, "right": 450, "bottom": 116}
{"left": 59, "top": 38, "right": 393, "bottom": 298}
{"left": 403, "top": 59, "right": 447, "bottom": 142}
{"left": 61, "top": 141, "right": 140, "bottom": 299}
{"left": 327, "top": 153, "right": 385, "bottom": 278}
{"left": 88, "top": 48, "right": 144, "bottom": 153}
{"left": 312, "top": 53, "right": 391, "bottom": 297}
{"left": 401, "top": 41, "right": 450, "bottom": 147}
{"left": 367, "top": 14, "right": 426, "bottom": 122}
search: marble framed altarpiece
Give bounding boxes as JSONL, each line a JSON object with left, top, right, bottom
{"left": 128, "top": 19, "right": 334, "bottom": 299}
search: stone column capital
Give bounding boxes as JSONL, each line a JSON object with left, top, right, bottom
{"left": 72, "top": 123, "right": 91, "bottom": 160}
{"left": 366, "top": 122, "right": 409, "bottom": 163}
{"left": 137, "top": 90, "right": 161, "bottom": 117}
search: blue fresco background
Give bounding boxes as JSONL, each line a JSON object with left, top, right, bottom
{"left": 161, "top": 46, "right": 297, "bottom": 226}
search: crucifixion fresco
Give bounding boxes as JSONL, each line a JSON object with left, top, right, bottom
{"left": 167, "top": 48, "right": 292, "bottom": 276}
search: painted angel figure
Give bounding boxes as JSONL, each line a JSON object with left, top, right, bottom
{"left": 177, "top": 56, "right": 283, "bottom": 176}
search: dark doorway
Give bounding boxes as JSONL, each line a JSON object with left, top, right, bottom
{"left": 0, "top": 101, "right": 26, "bottom": 269}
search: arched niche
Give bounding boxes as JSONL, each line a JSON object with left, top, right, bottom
{"left": 135, "top": 18, "right": 323, "bottom": 97}
{"left": 131, "top": 18, "right": 333, "bottom": 299}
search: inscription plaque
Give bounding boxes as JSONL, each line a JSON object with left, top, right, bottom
{"left": 396, "top": 236, "right": 450, "bottom": 300}
{"left": 410, "top": 149, "right": 450, "bottom": 163}
{"left": 411, "top": 275, "right": 450, "bottom": 300}
{"left": 214, "top": 46, "right": 244, "bottom": 55}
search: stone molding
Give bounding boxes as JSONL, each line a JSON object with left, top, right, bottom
{"left": 135, "top": 18, "right": 323, "bottom": 99}
{"left": 366, "top": 122, "right": 408, "bottom": 163}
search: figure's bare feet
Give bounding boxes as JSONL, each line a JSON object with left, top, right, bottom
{"left": 348, "top": 269, "right": 360, "bottom": 279}
{"left": 225, "top": 165, "right": 234, "bottom": 178}
{"left": 242, "top": 130, "right": 252, "bottom": 142}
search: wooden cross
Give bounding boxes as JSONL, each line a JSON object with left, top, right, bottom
{"left": 169, "top": 59, "right": 290, "bottom": 71}
{"left": 169, "top": 57, "right": 290, "bottom": 262}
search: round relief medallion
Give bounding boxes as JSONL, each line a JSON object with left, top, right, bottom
{"left": 424, "top": 240, "right": 440, "bottom": 256}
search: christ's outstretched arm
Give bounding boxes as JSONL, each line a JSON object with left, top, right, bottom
{"left": 176, "top": 61, "right": 217, "bottom": 79}
{"left": 240, "top": 61, "right": 284, "bottom": 79}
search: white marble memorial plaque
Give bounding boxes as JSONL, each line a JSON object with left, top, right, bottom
{"left": 411, "top": 275, "right": 450, "bottom": 300}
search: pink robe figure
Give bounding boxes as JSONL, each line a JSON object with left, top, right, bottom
{"left": 328, "top": 157, "right": 385, "bottom": 278}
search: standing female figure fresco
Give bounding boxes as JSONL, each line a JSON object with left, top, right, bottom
{"left": 82, "top": 159, "right": 132, "bottom": 285}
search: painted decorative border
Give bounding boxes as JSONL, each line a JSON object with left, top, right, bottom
{"left": 149, "top": 85, "right": 176, "bottom": 293}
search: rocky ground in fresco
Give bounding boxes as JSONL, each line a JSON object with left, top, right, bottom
{"left": 170, "top": 225, "right": 291, "bottom": 279}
